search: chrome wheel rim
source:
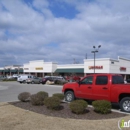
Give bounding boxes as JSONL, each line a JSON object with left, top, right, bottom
{"left": 123, "top": 100, "right": 130, "bottom": 112}
{"left": 66, "top": 93, "right": 72, "bottom": 102}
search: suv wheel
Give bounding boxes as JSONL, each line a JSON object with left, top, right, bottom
{"left": 65, "top": 91, "right": 75, "bottom": 102}
{"left": 120, "top": 97, "right": 130, "bottom": 113}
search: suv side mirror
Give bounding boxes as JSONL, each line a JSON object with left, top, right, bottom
{"left": 78, "top": 81, "right": 81, "bottom": 84}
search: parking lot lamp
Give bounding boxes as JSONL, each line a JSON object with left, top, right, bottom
{"left": 91, "top": 45, "right": 101, "bottom": 73}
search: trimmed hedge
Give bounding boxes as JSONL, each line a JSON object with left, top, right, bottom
{"left": 92, "top": 100, "right": 111, "bottom": 114}
{"left": 37, "top": 91, "right": 48, "bottom": 99}
{"left": 69, "top": 100, "right": 88, "bottom": 114}
{"left": 44, "top": 97, "right": 61, "bottom": 110}
{"left": 52, "top": 93, "right": 64, "bottom": 100}
{"left": 18, "top": 92, "right": 31, "bottom": 102}
{"left": 30, "top": 91, "right": 49, "bottom": 105}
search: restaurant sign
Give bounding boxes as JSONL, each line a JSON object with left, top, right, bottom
{"left": 120, "top": 67, "right": 126, "bottom": 71}
{"left": 89, "top": 66, "right": 103, "bottom": 69}
{"left": 35, "top": 67, "right": 43, "bottom": 70}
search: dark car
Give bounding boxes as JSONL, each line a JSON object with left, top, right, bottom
{"left": 41, "top": 76, "right": 54, "bottom": 84}
{"left": 126, "top": 79, "right": 130, "bottom": 83}
{"left": 41, "top": 76, "right": 66, "bottom": 84}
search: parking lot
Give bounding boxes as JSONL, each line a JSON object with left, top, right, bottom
{"left": 0, "top": 81, "right": 62, "bottom": 102}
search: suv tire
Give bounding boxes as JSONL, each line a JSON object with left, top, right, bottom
{"left": 120, "top": 97, "right": 130, "bottom": 113}
{"left": 65, "top": 91, "right": 75, "bottom": 102}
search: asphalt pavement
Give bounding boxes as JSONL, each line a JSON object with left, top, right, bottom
{"left": 0, "top": 81, "right": 62, "bottom": 102}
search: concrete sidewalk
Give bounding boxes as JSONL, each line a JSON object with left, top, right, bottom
{"left": 0, "top": 102, "right": 130, "bottom": 130}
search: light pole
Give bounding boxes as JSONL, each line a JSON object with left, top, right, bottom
{"left": 91, "top": 45, "right": 101, "bottom": 73}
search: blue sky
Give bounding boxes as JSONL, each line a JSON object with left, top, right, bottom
{"left": 0, "top": 0, "right": 130, "bottom": 67}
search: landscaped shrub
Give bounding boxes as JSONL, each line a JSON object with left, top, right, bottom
{"left": 69, "top": 100, "right": 88, "bottom": 114}
{"left": 52, "top": 93, "right": 64, "bottom": 100}
{"left": 30, "top": 91, "right": 48, "bottom": 105}
{"left": 30, "top": 94, "right": 43, "bottom": 105}
{"left": 92, "top": 100, "right": 111, "bottom": 114}
{"left": 44, "top": 97, "right": 61, "bottom": 110}
{"left": 18, "top": 92, "right": 31, "bottom": 102}
{"left": 37, "top": 91, "right": 48, "bottom": 100}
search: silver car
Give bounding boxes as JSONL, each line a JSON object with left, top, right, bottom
{"left": 26, "top": 77, "right": 42, "bottom": 84}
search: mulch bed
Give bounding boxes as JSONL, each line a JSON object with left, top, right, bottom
{"left": 9, "top": 101, "right": 128, "bottom": 120}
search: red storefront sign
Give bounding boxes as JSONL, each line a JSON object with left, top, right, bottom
{"left": 89, "top": 66, "right": 103, "bottom": 69}
{"left": 120, "top": 67, "right": 126, "bottom": 71}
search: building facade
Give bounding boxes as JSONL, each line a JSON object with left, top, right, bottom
{"left": 23, "top": 60, "right": 57, "bottom": 77}
{"left": 84, "top": 56, "right": 130, "bottom": 79}
{"left": 0, "top": 56, "right": 130, "bottom": 80}
{"left": 0, "top": 65, "right": 23, "bottom": 76}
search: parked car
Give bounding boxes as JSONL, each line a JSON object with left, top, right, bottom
{"left": 26, "top": 77, "right": 42, "bottom": 84}
{"left": 12, "top": 74, "right": 19, "bottom": 79}
{"left": 0, "top": 75, "right": 6, "bottom": 81}
{"left": 6, "top": 75, "right": 14, "bottom": 79}
{"left": 126, "top": 79, "right": 130, "bottom": 83}
{"left": 17, "top": 75, "right": 34, "bottom": 83}
{"left": 41, "top": 76, "right": 66, "bottom": 84}
{"left": 41, "top": 76, "right": 54, "bottom": 84}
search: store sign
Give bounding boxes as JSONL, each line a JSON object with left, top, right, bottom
{"left": 24, "top": 68, "right": 29, "bottom": 70}
{"left": 120, "top": 67, "right": 126, "bottom": 71}
{"left": 35, "top": 67, "right": 43, "bottom": 70}
{"left": 89, "top": 66, "right": 103, "bottom": 69}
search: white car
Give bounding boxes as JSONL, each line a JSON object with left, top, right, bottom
{"left": 17, "top": 75, "right": 34, "bottom": 83}
{"left": 12, "top": 74, "right": 19, "bottom": 78}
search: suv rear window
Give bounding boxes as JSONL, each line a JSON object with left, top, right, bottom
{"left": 112, "top": 76, "right": 124, "bottom": 84}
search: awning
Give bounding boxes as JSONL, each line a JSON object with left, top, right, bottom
{"left": 18, "top": 69, "right": 23, "bottom": 73}
{"left": 55, "top": 68, "right": 84, "bottom": 73}
{"left": 10, "top": 69, "right": 17, "bottom": 72}
{"left": 4, "top": 70, "right": 9, "bottom": 72}
{"left": 0, "top": 70, "right": 3, "bottom": 72}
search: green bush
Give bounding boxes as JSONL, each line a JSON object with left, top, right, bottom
{"left": 18, "top": 92, "right": 31, "bottom": 102}
{"left": 44, "top": 97, "right": 61, "bottom": 110}
{"left": 31, "top": 91, "right": 48, "bottom": 105}
{"left": 92, "top": 100, "right": 111, "bottom": 114}
{"left": 37, "top": 91, "right": 48, "bottom": 100}
{"left": 69, "top": 100, "right": 88, "bottom": 114}
{"left": 30, "top": 94, "right": 43, "bottom": 105}
{"left": 52, "top": 93, "right": 64, "bottom": 100}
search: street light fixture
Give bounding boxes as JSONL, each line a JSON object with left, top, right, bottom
{"left": 91, "top": 45, "right": 101, "bottom": 73}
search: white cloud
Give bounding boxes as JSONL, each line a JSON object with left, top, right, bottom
{"left": 0, "top": 0, "right": 130, "bottom": 67}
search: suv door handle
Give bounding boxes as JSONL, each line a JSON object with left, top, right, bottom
{"left": 102, "top": 87, "right": 108, "bottom": 90}
{"left": 88, "top": 86, "right": 92, "bottom": 89}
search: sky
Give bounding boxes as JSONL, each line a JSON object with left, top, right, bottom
{"left": 0, "top": 0, "right": 130, "bottom": 67}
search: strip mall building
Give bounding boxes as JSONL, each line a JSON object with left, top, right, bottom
{"left": 0, "top": 56, "right": 130, "bottom": 80}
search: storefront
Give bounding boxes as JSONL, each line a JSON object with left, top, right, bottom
{"left": 55, "top": 64, "right": 84, "bottom": 77}
{"left": 0, "top": 65, "right": 23, "bottom": 76}
{"left": 23, "top": 61, "right": 85, "bottom": 78}
{"left": 1, "top": 56, "right": 130, "bottom": 80}
{"left": 23, "top": 60, "right": 57, "bottom": 77}
{"left": 84, "top": 56, "right": 130, "bottom": 80}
